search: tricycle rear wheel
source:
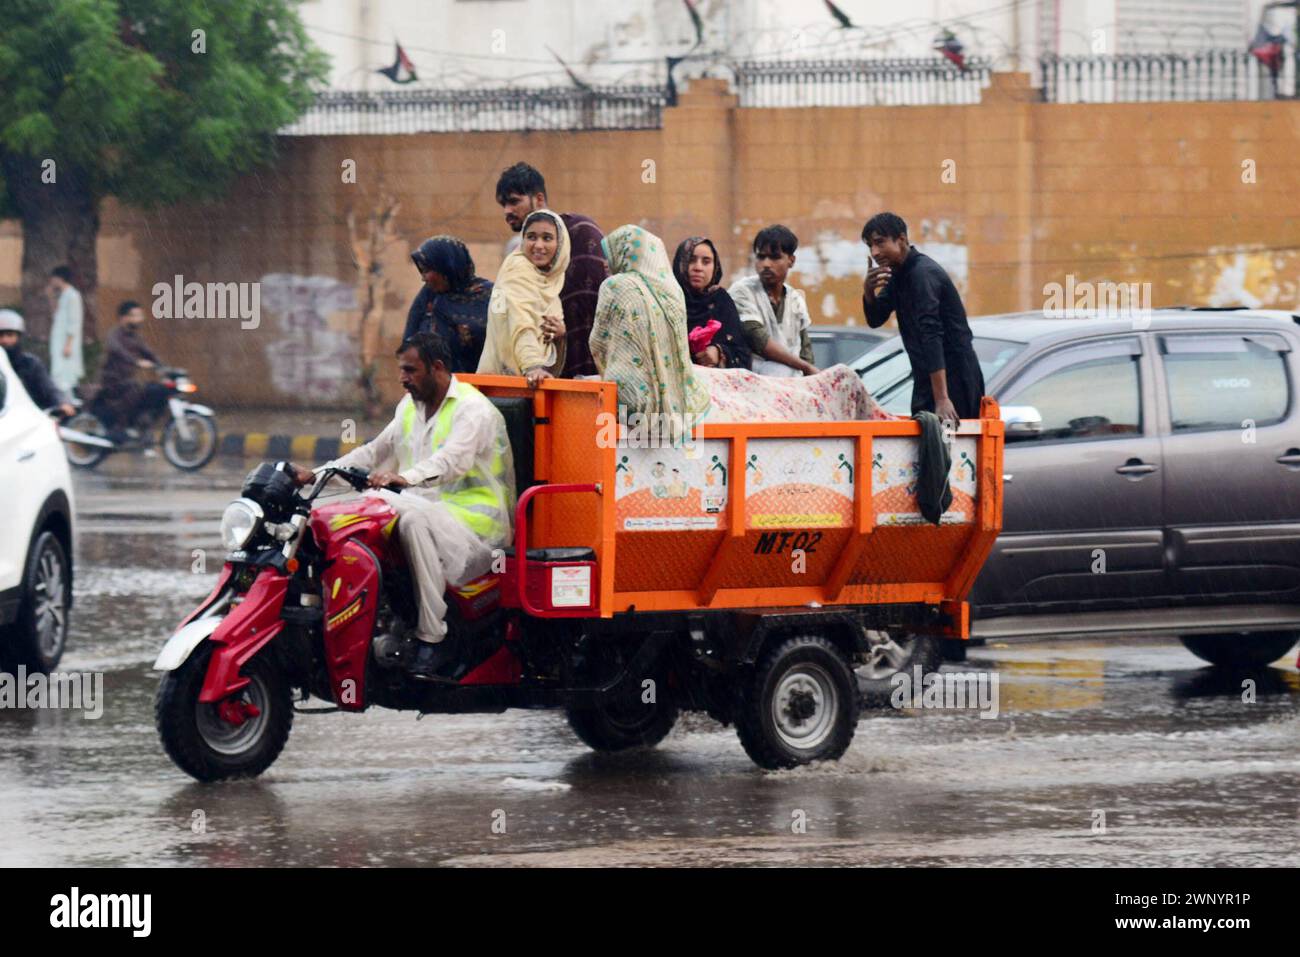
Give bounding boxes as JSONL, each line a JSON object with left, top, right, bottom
{"left": 736, "top": 634, "right": 859, "bottom": 770}
{"left": 566, "top": 694, "right": 678, "bottom": 752}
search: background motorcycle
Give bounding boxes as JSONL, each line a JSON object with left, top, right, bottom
{"left": 61, "top": 366, "right": 218, "bottom": 471}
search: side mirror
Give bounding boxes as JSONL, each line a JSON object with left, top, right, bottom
{"left": 1000, "top": 405, "right": 1042, "bottom": 437}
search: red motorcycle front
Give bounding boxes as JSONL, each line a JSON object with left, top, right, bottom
{"left": 152, "top": 461, "right": 660, "bottom": 782}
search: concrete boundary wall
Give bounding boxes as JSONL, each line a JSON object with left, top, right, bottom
{"left": 3, "top": 74, "right": 1296, "bottom": 408}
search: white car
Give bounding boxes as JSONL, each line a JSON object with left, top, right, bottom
{"left": 0, "top": 347, "right": 75, "bottom": 672}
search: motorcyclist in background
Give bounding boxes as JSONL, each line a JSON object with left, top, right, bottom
{"left": 98, "top": 299, "right": 170, "bottom": 443}
{"left": 0, "top": 309, "right": 76, "bottom": 417}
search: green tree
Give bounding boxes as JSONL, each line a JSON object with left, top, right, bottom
{"left": 0, "top": 0, "right": 328, "bottom": 339}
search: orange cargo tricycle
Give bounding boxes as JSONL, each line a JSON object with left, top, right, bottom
{"left": 153, "top": 377, "right": 1003, "bottom": 779}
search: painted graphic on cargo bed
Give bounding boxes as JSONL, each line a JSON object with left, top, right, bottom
{"left": 615, "top": 441, "right": 729, "bottom": 531}
{"left": 744, "top": 438, "right": 854, "bottom": 529}
{"left": 871, "top": 436, "right": 978, "bottom": 525}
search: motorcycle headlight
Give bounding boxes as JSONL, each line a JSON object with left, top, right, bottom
{"left": 220, "top": 498, "right": 264, "bottom": 551}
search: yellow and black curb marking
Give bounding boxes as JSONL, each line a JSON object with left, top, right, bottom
{"left": 218, "top": 433, "right": 372, "bottom": 460}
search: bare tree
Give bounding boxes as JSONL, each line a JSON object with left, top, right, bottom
{"left": 346, "top": 186, "right": 402, "bottom": 419}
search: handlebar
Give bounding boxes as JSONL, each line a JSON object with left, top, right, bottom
{"left": 299, "top": 465, "right": 404, "bottom": 504}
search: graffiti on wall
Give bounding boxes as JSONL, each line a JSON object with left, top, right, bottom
{"left": 259, "top": 274, "right": 359, "bottom": 403}
{"left": 1186, "top": 248, "right": 1300, "bottom": 309}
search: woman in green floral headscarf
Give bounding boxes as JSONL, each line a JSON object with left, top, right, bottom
{"left": 592, "top": 225, "right": 897, "bottom": 424}
{"left": 590, "top": 224, "right": 711, "bottom": 418}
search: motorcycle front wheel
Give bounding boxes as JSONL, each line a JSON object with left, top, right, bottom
{"left": 155, "top": 643, "right": 293, "bottom": 782}
{"left": 162, "top": 411, "right": 218, "bottom": 471}
{"left": 63, "top": 412, "right": 110, "bottom": 469}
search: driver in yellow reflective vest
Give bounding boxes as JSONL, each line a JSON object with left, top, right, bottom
{"left": 290, "top": 332, "right": 515, "bottom": 678}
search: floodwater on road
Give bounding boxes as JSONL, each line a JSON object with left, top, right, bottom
{"left": 2, "top": 457, "right": 1298, "bottom": 867}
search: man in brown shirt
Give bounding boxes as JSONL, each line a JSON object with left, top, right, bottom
{"left": 99, "top": 300, "right": 167, "bottom": 435}
{"left": 495, "top": 162, "right": 608, "bottom": 378}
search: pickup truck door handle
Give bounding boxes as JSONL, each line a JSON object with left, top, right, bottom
{"left": 17, "top": 449, "right": 36, "bottom": 462}
{"left": 1115, "top": 459, "right": 1157, "bottom": 477}
{"left": 1277, "top": 449, "right": 1300, "bottom": 467}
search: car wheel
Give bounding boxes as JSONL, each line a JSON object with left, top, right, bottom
{"left": 1179, "top": 632, "right": 1299, "bottom": 668}
{"left": 4, "top": 531, "right": 71, "bottom": 673}
{"left": 855, "top": 629, "right": 943, "bottom": 707}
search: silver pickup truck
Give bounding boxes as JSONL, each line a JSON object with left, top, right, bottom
{"left": 853, "top": 308, "right": 1300, "bottom": 668}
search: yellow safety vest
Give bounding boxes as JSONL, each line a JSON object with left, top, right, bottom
{"left": 401, "top": 384, "right": 510, "bottom": 541}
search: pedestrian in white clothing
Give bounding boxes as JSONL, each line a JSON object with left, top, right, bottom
{"left": 289, "top": 332, "right": 515, "bottom": 678}
{"left": 47, "top": 265, "right": 85, "bottom": 392}
{"left": 729, "top": 225, "right": 819, "bottom": 378}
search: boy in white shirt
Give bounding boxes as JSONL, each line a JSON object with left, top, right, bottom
{"left": 728, "top": 225, "right": 818, "bottom": 377}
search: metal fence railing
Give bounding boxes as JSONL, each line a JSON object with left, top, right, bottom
{"left": 732, "top": 58, "right": 994, "bottom": 107}
{"left": 279, "top": 51, "right": 1288, "bottom": 136}
{"left": 1039, "top": 50, "right": 1293, "bottom": 103}
{"left": 280, "top": 85, "right": 668, "bottom": 135}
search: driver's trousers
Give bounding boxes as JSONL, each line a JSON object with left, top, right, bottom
{"left": 368, "top": 491, "right": 494, "bottom": 643}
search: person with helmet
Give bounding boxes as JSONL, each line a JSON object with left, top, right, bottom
{"left": 0, "top": 309, "right": 76, "bottom": 417}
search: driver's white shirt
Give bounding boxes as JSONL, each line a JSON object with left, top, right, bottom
{"left": 318, "top": 376, "right": 511, "bottom": 508}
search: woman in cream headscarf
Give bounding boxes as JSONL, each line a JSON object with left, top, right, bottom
{"left": 592, "top": 224, "right": 896, "bottom": 423}
{"left": 478, "top": 209, "right": 569, "bottom": 387}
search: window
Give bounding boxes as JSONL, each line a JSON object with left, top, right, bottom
{"left": 857, "top": 336, "right": 1026, "bottom": 416}
{"left": 1161, "top": 334, "right": 1290, "bottom": 432}
{"left": 972, "top": 336, "right": 1026, "bottom": 382}
{"left": 1002, "top": 339, "right": 1142, "bottom": 443}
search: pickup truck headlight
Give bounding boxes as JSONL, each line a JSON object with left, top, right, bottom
{"left": 220, "top": 498, "right": 264, "bottom": 551}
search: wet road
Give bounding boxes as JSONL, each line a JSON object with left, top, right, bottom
{"left": 2, "top": 456, "right": 1298, "bottom": 867}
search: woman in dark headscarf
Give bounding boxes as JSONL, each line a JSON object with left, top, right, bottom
{"left": 671, "top": 236, "right": 752, "bottom": 371}
{"left": 403, "top": 235, "right": 493, "bottom": 373}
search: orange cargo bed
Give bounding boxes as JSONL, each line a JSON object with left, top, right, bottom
{"left": 463, "top": 375, "right": 1004, "bottom": 637}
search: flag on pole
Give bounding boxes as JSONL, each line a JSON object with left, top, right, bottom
{"left": 683, "top": 0, "right": 704, "bottom": 47}
{"left": 824, "top": 0, "right": 854, "bottom": 29}
{"left": 934, "top": 29, "right": 966, "bottom": 70}
{"left": 377, "top": 43, "right": 418, "bottom": 84}
{"left": 1248, "top": 23, "right": 1286, "bottom": 76}
{"left": 547, "top": 45, "right": 592, "bottom": 91}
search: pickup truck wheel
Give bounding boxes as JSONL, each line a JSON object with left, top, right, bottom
{"left": 1179, "top": 632, "right": 1299, "bottom": 668}
{"left": 856, "top": 630, "right": 942, "bottom": 708}
{"left": 736, "top": 635, "right": 859, "bottom": 770}
{"left": 566, "top": 694, "right": 679, "bottom": 752}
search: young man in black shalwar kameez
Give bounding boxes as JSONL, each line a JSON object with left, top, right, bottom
{"left": 860, "top": 212, "right": 985, "bottom": 427}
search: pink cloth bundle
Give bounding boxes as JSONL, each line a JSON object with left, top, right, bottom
{"left": 688, "top": 319, "right": 722, "bottom": 352}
